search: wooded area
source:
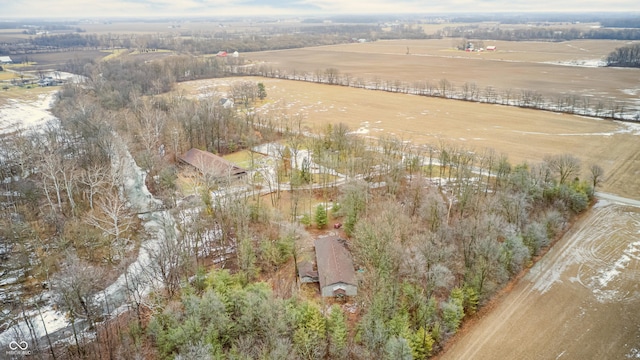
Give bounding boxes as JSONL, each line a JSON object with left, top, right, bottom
{"left": 0, "top": 47, "right": 602, "bottom": 359}
{"left": 606, "top": 43, "right": 640, "bottom": 67}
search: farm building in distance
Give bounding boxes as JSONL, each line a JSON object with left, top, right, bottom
{"left": 315, "top": 236, "right": 357, "bottom": 297}
{"left": 0, "top": 56, "right": 12, "bottom": 63}
{"left": 178, "top": 148, "right": 247, "bottom": 180}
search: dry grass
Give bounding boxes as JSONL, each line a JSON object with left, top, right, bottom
{"left": 222, "top": 150, "right": 264, "bottom": 169}
{"left": 0, "top": 85, "right": 57, "bottom": 106}
{"left": 0, "top": 71, "right": 20, "bottom": 81}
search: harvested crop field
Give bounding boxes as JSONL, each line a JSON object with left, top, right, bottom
{"left": 438, "top": 201, "right": 640, "bottom": 360}
{"left": 178, "top": 77, "right": 640, "bottom": 199}
{"left": 248, "top": 39, "right": 640, "bottom": 113}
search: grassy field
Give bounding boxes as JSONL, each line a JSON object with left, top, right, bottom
{"left": 0, "top": 85, "right": 57, "bottom": 106}
{"left": 178, "top": 76, "right": 640, "bottom": 199}
{"left": 0, "top": 70, "right": 20, "bottom": 81}
{"left": 222, "top": 150, "right": 264, "bottom": 169}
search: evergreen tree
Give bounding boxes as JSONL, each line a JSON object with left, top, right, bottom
{"left": 257, "top": 82, "right": 267, "bottom": 100}
{"left": 409, "top": 327, "right": 434, "bottom": 359}
{"left": 315, "top": 204, "right": 328, "bottom": 229}
{"left": 384, "top": 336, "right": 412, "bottom": 360}
{"left": 327, "top": 305, "right": 348, "bottom": 358}
{"left": 442, "top": 288, "right": 465, "bottom": 334}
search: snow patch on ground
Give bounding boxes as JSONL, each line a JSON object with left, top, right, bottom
{"left": 543, "top": 59, "right": 606, "bottom": 67}
{"left": 620, "top": 88, "right": 640, "bottom": 96}
{"left": 0, "top": 305, "right": 68, "bottom": 346}
{"left": 0, "top": 92, "right": 57, "bottom": 134}
{"left": 590, "top": 240, "right": 640, "bottom": 303}
{"left": 627, "top": 348, "right": 640, "bottom": 358}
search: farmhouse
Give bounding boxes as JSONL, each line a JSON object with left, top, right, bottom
{"left": 0, "top": 56, "right": 12, "bottom": 63}
{"left": 315, "top": 236, "right": 357, "bottom": 297}
{"left": 178, "top": 148, "right": 247, "bottom": 179}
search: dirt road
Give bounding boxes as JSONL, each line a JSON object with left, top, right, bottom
{"left": 439, "top": 201, "right": 640, "bottom": 360}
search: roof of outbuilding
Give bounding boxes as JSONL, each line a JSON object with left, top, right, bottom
{"left": 298, "top": 261, "right": 318, "bottom": 279}
{"left": 315, "top": 236, "right": 357, "bottom": 289}
{"left": 179, "top": 148, "right": 246, "bottom": 178}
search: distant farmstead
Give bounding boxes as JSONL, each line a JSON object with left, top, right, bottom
{"left": 315, "top": 236, "right": 357, "bottom": 297}
{"left": 0, "top": 56, "right": 12, "bottom": 63}
{"left": 178, "top": 148, "right": 246, "bottom": 179}
{"left": 486, "top": 45, "right": 497, "bottom": 51}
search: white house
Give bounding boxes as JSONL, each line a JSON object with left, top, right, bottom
{"left": 220, "top": 98, "right": 234, "bottom": 109}
{"left": 0, "top": 56, "right": 13, "bottom": 64}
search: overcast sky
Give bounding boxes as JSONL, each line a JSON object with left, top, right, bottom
{"left": 3, "top": 0, "right": 639, "bottom": 19}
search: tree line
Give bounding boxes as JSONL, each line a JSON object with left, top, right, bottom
{"left": 606, "top": 43, "right": 640, "bottom": 68}
{"left": 0, "top": 23, "right": 398, "bottom": 56}
{"left": 442, "top": 25, "right": 640, "bottom": 41}
{"left": 252, "top": 65, "right": 638, "bottom": 121}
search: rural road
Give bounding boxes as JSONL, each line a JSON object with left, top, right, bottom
{"left": 595, "top": 191, "right": 640, "bottom": 208}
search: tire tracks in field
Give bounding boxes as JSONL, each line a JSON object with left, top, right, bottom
{"left": 443, "top": 202, "right": 640, "bottom": 359}
{"left": 442, "top": 205, "right": 615, "bottom": 360}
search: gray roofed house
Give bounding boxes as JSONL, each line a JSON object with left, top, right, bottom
{"left": 178, "top": 148, "right": 246, "bottom": 180}
{"left": 315, "top": 236, "right": 357, "bottom": 297}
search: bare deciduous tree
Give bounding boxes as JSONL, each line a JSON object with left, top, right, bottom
{"left": 589, "top": 164, "right": 605, "bottom": 192}
{"left": 53, "top": 253, "right": 105, "bottom": 356}
{"left": 85, "top": 189, "right": 136, "bottom": 263}
{"left": 79, "top": 164, "right": 109, "bottom": 210}
{"left": 544, "top": 154, "right": 581, "bottom": 185}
